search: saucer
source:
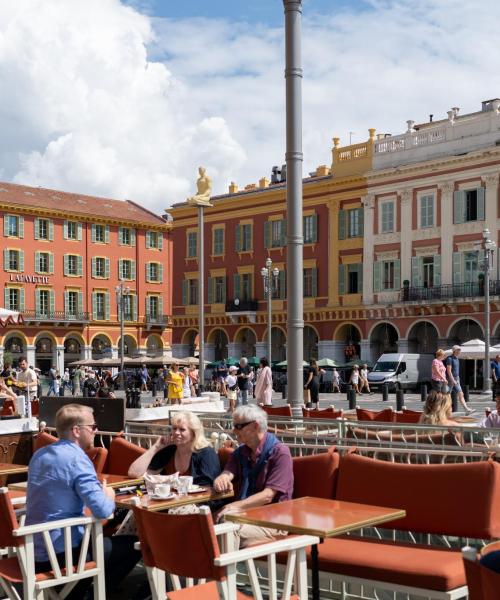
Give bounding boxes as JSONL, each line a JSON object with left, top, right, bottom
{"left": 187, "top": 485, "right": 206, "bottom": 493}
{"left": 150, "top": 492, "right": 175, "bottom": 501}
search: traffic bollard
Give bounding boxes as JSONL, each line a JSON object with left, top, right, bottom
{"left": 420, "top": 384, "right": 427, "bottom": 402}
{"left": 451, "top": 389, "right": 458, "bottom": 413}
{"left": 382, "top": 383, "right": 389, "bottom": 402}
{"left": 396, "top": 390, "right": 404, "bottom": 412}
{"left": 347, "top": 389, "right": 356, "bottom": 410}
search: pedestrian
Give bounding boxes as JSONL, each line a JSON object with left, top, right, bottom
{"left": 182, "top": 366, "right": 192, "bottom": 398}
{"left": 56, "top": 374, "right": 63, "bottom": 396}
{"left": 16, "top": 357, "right": 38, "bottom": 400}
{"left": 349, "top": 365, "right": 361, "bottom": 394}
{"left": 431, "top": 349, "right": 448, "bottom": 392}
{"left": 82, "top": 370, "right": 100, "bottom": 397}
{"left": 62, "top": 368, "right": 71, "bottom": 395}
{"left": 491, "top": 354, "right": 500, "bottom": 393}
{"left": 237, "top": 357, "right": 251, "bottom": 406}
{"left": 479, "top": 392, "right": 500, "bottom": 428}
{"left": 225, "top": 365, "right": 239, "bottom": 412}
{"left": 445, "top": 345, "right": 474, "bottom": 414}
{"left": 255, "top": 357, "right": 273, "bottom": 406}
{"left": 332, "top": 367, "right": 341, "bottom": 393}
{"left": 165, "top": 363, "right": 183, "bottom": 404}
{"left": 47, "top": 364, "right": 58, "bottom": 396}
{"left": 72, "top": 365, "right": 83, "bottom": 396}
{"left": 189, "top": 363, "right": 199, "bottom": 396}
{"left": 359, "top": 363, "right": 373, "bottom": 394}
{"left": 304, "top": 359, "right": 320, "bottom": 408}
{"left": 140, "top": 364, "right": 149, "bottom": 392}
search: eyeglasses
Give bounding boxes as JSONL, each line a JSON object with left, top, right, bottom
{"left": 233, "top": 421, "right": 255, "bottom": 431}
{"left": 78, "top": 423, "right": 98, "bottom": 432}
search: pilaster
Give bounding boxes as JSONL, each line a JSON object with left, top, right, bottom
{"left": 362, "top": 194, "right": 375, "bottom": 304}
{"left": 399, "top": 189, "right": 412, "bottom": 284}
{"left": 484, "top": 173, "right": 499, "bottom": 277}
{"left": 439, "top": 182, "right": 454, "bottom": 285}
{"left": 26, "top": 345, "right": 36, "bottom": 368}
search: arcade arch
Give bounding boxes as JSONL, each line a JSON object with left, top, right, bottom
{"left": 369, "top": 322, "right": 399, "bottom": 361}
{"left": 303, "top": 325, "right": 318, "bottom": 361}
{"left": 207, "top": 329, "right": 228, "bottom": 361}
{"left": 234, "top": 327, "right": 256, "bottom": 358}
{"left": 407, "top": 321, "right": 439, "bottom": 354}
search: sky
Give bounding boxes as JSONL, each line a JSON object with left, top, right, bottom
{"left": 1, "top": 1, "right": 500, "bottom": 214}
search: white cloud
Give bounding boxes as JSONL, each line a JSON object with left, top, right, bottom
{"left": 2, "top": 0, "right": 500, "bottom": 213}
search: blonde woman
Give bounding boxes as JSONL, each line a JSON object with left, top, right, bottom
{"left": 419, "top": 391, "right": 459, "bottom": 426}
{"left": 431, "top": 349, "right": 448, "bottom": 392}
{"left": 165, "top": 363, "right": 184, "bottom": 404}
{"left": 128, "top": 411, "right": 221, "bottom": 486}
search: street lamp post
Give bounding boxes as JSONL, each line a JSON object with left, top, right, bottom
{"left": 261, "top": 258, "right": 280, "bottom": 363}
{"left": 115, "top": 283, "right": 130, "bottom": 390}
{"left": 482, "top": 228, "right": 497, "bottom": 394}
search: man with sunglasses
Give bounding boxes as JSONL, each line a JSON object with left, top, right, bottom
{"left": 214, "top": 405, "right": 293, "bottom": 548}
{"left": 26, "top": 404, "right": 141, "bottom": 598}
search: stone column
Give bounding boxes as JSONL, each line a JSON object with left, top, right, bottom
{"left": 397, "top": 339, "right": 410, "bottom": 353}
{"left": 227, "top": 342, "right": 239, "bottom": 358}
{"left": 484, "top": 173, "right": 499, "bottom": 278}
{"left": 254, "top": 342, "right": 267, "bottom": 358}
{"left": 171, "top": 344, "right": 189, "bottom": 358}
{"left": 204, "top": 343, "right": 216, "bottom": 362}
{"left": 360, "top": 339, "right": 372, "bottom": 362}
{"left": 84, "top": 345, "right": 92, "bottom": 360}
{"left": 399, "top": 189, "right": 412, "bottom": 284}
{"left": 439, "top": 182, "right": 455, "bottom": 285}
{"left": 362, "top": 194, "right": 375, "bottom": 304}
{"left": 26, "top": 345, "right": 36, "bottom": 368}
{"left": 317, "top": 340, "right": 341, "bottom": 361}
{"left": 56, "top": 346, "right": 65, "bottom": 375}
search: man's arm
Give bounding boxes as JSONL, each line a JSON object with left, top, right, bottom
{"left": 446, "top": 360, "right": 455, "bottom": 385}
{"left": 74, "top": 459, "right": 115, "bottom": 519}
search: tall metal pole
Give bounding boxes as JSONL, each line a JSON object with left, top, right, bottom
{"left": 483, "top": 230, "right": 493, "bottom": 394}
{"left": 284, "top": 0, "right": 303, "bottom": 416}
{"left": 119, "top": 285, "right": 125, "bottom": 390}
{"left": 266, "top": 259, "right": 272, "bottom": 363}
{"left": 198, "top": 205, "right": 205, "bottom": 392}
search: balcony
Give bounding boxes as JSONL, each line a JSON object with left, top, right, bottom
{"left": 143, "top": 314, "right": 172, "bottom": 329}
{"left": 22, "top": 311, "right": 90, "bottom": 325}
{"left": 399, "top": 281, "right": 500, "bottom": 303}
{"left": 225, "top": 299, "right": 259, "bottom": 323}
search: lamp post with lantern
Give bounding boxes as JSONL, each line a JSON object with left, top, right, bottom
{"left": 261, "top": 258, "right": 280, "bottom": 363}
{"left": 115, "top": 282, "right": 131, "bottom": 390}
{"left": 481, "top": 228, "right": 497, "bottom": 394}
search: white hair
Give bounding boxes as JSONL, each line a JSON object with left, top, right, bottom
{"left": 233, "top": 405, "right": 267, "bottom": 433}
{"left": 239, "top": 357, "right": 248, "bottom": 365}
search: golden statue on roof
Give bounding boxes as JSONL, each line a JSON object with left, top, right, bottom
{"left": 187, "top": 166, "right": 212, "bottom": 207}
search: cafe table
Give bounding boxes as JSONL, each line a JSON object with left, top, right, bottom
{"left": 8, "top": 474, "right": 145, "bottom": 493}
{"left": 226, "top": 496, "right": 406, "bottom": 600}
{"left": 115, "top": 487, "right": 233, "bottom": 512}
{"left": 0, "top": 463, "right": 28, "bottom": 476}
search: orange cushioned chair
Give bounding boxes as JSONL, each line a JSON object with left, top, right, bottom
{"left": 33, "top": 430, "right": 108, "bottom": 474}
{"left": 105, "top": 435, "right": 145, "bottom": 475}
{"left": 1, "top": 400, "right": 15, "bottom": 417}
{"left": 356, "top": 408, "right": 395, "bottom": 422}
{"left": 133, "top": 503, "right": 315, "bottom": 600}
{"left": 262, "top": 405, "right": 293, "bottom": 417}
{"left": 302, "top": 407, "right": 343, "bottom": 419}
{"left": 292, "top": 448, "right": 339, "bottom": 499}
{"left": 463, "top": 541, "right": 500, "bottom": 600}
{"left": 392, "top": 411, "right": 422, "bottom": 424}
{"left": 217, "top": 442, "right": 235, "bottom": 470}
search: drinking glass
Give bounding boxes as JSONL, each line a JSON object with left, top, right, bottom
{"left": 483, "top": 435, "right": 493, "bottom": 448}
{"left": 490, "top": 433, "right": 499, "bottom": 447}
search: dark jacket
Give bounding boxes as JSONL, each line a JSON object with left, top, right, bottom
{"left": 148, "top": 445, "right": 221, "bottom": 487}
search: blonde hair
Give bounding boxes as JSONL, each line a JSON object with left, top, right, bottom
{"left": 170, "top": 411, "right": 210, "bottom": 452}
{"left": 435, "top": 349, "right": 445, "bottom": 358}
{"left": 421, "top": 391, "right": 452, "bottom": 425}
{"left": 55, "top": 403, "right": 93, "bottom": 438}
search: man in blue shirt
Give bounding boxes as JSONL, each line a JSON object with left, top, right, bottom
{"left": 26, "top": 404, "right": 140, "bottom": 597}
{"left": 491, "top": 354, "right": 500, "bottom": 391}
{"left": 445, "top": 345, "right": 473, "bottom": 414}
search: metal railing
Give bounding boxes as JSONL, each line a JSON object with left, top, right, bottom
{"left": 143, "top": 314, "right": 172, "bottom": 326}
{"left": 23, "top": 310, "right": 89, "bottom": 322}
{"left": 399, "top": 280, "right": 500, "bottom": 302}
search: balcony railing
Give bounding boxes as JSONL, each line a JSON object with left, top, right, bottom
{"left": 143, "top": 314, "right": 172, "bottom": 327}
{"left": 399, "top": 281, "right": 500, "bottom": 302}
{"left": 23, "top": 310, "right": 89, "bottom": 322}
{"left": 225, "top": 299, "right": 259, "bottom": 312}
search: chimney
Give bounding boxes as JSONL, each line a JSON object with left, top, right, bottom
{"left": 259, "top": 177, "right": 270, "bottom": 189}
{"left": 315, "top": 165, "right": 330, "bottom": 176}
{"left": 271, "top": 166, "right": 281, "bottom": 184}
{"left": 280, "top": 163, "right": 287, "bottom": 182}
{"left": 228, "top": 181, "right": 238, "bottom": 194}
{"left": 244, "top": 183, "right": 257, "bottom": 190}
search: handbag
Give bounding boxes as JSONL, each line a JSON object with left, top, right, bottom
{"left": 303, "top": 388, "right": 311, "bottom": 403}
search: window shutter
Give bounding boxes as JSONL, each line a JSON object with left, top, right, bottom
{"left": 146, "top": 231, "right": 151, "bottom": 249}
{"left": 221, "top": 276, "right": 227, "bottom": 304}
{"left": 452, "top": 252, "right": 462, "bottom": 285}
{"left": 105, "top": 293, "right": 110, "bottom": 321}
{"left": 477, "top": 187, "right": 485, "bottom": 221}
{"left": 49, "top": 253, "right": 54, "bottom": 274}
{"left": 77, "top": 222, "right": 83, "bottom": 241}
{"left": 105, "top": 258, "right": 110, "bottom": 279}
{"left": 63, "top": 221, "right": 68, "bottom": 239}
{"left": 145, "top": 263, "right": 150, "bottom": 282}
{"left": 244, "top": 224, "right": 252, "bottom": 250}
{"left": 131, "top": 229, "right": 136, "bottom": 246}
{"left": 3, "top": 249, "right": 8, "bottom": 270}
{"left": 133, "top": 295, "right": 138, "bottom": 321}
{"left": 394, "top": 260, "right": 401, "bottom": 290}
{"left": 64, "top": 290, "right": 69, "bottom": 314}
{"left": 131, "top": 260, "right": 136, "bottom": 280}
{"left": 433, "top": 254, "right": 441, "bottom": 286}
{"left": 158, "top": 295, "right": 163, "bottom": 317}
{"left": 158, "top": 232, "right": 163, "bottom": 250}
{"left": 3, "top": 217, "right": 8, "bottom": 236}
{"left": 35, "top": 251, "right": 40, "bottom": 273}
{"left": 35, "top": 290, "right": 40, "bottom": 316}
{"left": 34, "top": 218, "right": 40, "bottom": 240}
{"left": 91, "top": 257, "right": 96, "bottom": 277}
{"left": 358, "top": 208, "right": 364, "bottom": 237}
{"left": 18, "top": 217, "right": 24, "bottom": 238}
{"left": 208, "top": 277, "right": 214, "bottom": 304}
{"left": 77, "top": 255, "right": 83, "bottom": 276}
{"left": 373, "top": 262, "right": 382, "bottom": 293}
{"left": 311, "top": 268, "right": 318, "bottom": 297}
{"left": 233, "top": 273, "right": 241, "bottom": 299}
{"left": 311, "top": 214, "right": 318, "bottom": 243}
{"left": 91, "top": 224, "right": 96, "bottom": 242}
{"left": 145, "top": 296, "right": 151, "bottom": 318}
{"left": 235, "top": 225, "right": 242, "bottom": 252}
{"left": 19, "top": 288, "right": 25, "bottom": 311}
{"left": 181, "top": 280, "right": 188, "bottom": 306}
{"left": 118, "top": 259, "right": 123, "bottom": 280}
{"left": 279, "top": 270, "right": 286, "bottom": 299}
{"left": 338, "top": 210, "right": 346, "bottom": 240}
{"left": 92, "top": 292, "right": 97, "bottom": 320}
{"left": 411, "top": 256, "right": 422, "bottom": 288}
{"left": 105, "top": 225, "right": 110, "bottom": 243}
{"left": 49, "top": 290, "right": 55, "bottom": 315}
{"left": 264, "top": 222, "right": 271, "bottom": 249}
{"left": 19, "top": 250, "right": 24, "bottom": 272}
{"left": 158, "top": 263, "right": 163, "bottom": 283}
{"left": 453, "top": 190, "right": 465, "bottom": 224}
{"left": 338, "top": 264, "right": 346, "bottom": 295}
{"left": 48, "top": 220, "right": 54, "bottom": 241}
{"left": 4, "top": 288, "right": 9, "bottom": 310}
{"left": 64, "top": 255, "right": 69, "bottom": 276}
{"left": 118, "top": 227, "right": 123, "bottom": 245}
{"left": 357, "top": 263, "right": 363, "bottom": 292}
{"left": 279, "top": 219, "right": 286, "bottom": 246}
{"left": 77, "top": 291, "right": 83, "bottom": 314}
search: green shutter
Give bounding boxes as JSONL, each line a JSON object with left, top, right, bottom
{"left": 91, "top": 257, "right": 96, "bottom": 277}
{"left": 19, "top": 250, "right": 24, "bottom": 272}
{"left": 77, "top": 255, "right": 83, "bottom": 276}
{"left": 77, "top": 291, "right": 83, "bottom": 314}
{"left": 245, "top": 224, "right": 252, "bottom": 250}
{"left": 92, "top": 292, "right": 97, "bottom": 320}
{"left": 311, "top": 268, "right": 318, "bottom": 297}
{"left": 358, "top": 208, "right": 364, "bottom": 237}
{"left": 338, "top": 210, "right": 346, "bottom": 240}
{"left": 34, "top": 218, "right": 40, "bottom": 240}
{"left": 49, "top": 253, "right": 54, "bottom": 274}
{"left": 3, "top": 249, "right": 8, "bottom": 270}
{"left": 105, "top": 293, "right": 110, "bottom": 321}
{"left": 77, "top": 222, "right": 82, "bottom": 241}
{"left": 181, "top": 280, "right": 188, "bottom": 306}
{"left": 118, "top": 259, "right": 123, "bottom": 280}
{"left": 338, "top": 264, "right": 346, "bottom": 295}
{"left": 279, "top": 270, "right": 286, "bottom": 299}
{"left": 433, "top": 254, "right": 441, "bottom": 286}
{"left": 35, "top": 251, "right": 40, "bottom": 273}
{"left": 63, "top": 221, "right": 68, "bottom": 239}
{"left": 49, "top": 290, "right": 55, "bottom": 315}
{"left": 221, "top": 276, "right": 226, "bottom": 303}
{"left": 453, "top": 190, "right": 465, "bottom": 224}
{"left": 233, "top": 273, "right": 241, "bottom": 299}
{"left": 64, "top": 290, "right": 69, "bottom": 314}
{"left": 133, "top": 295, "right": 138, "bottom": 321}
{"left": 48, "top": 220, "right": 54, "bottom": 241}
{"left": 131, "top": 260, "right": 136, "bottom": 281}
{"left": 63, "top": 255, "right": 69, "bottom": 276}
{"left": 118, "top": 227, "right": 123, "bottom": 245}
{"left": 394, "top": 260, "right": 401, "bottom": 290}
{"left": 19, "top": 288, "right": 25, "bottom": 311}
{"left": 357, "top": 263, "right": 363, "bottom": 292}
{"left": 91, "top": 224, "right": 96, "bottom": 242}
{"left": 146, "top": 231, "right": 151, "bottom": 249}
{"left": 264, "top": 221, "right": 271, "bottom": 249}
{"left": 279, "top": 219, "right": 285, "bottom": 246}
{"left": 18, "top": 217, "right": 24, "bottom": 238}
{"left": 477, "top": 187, "right": 485, "bottom": 221}
{"left": 235, "top": 225, "right": 242, "bottom": 252}
{"left": 105, "top": 225, "right": 110, "bottom": 243}
{"left": 373, "top": 262, "right": 382, "bottom": 293}
{"left": 145, "top": 263, "right": 150, "bottom": 282}
{"left": 131, "top": 229, "right": 136, "bottom": 246}
{"left": 3, "top": 217, "right": 8, "bottom": 236}
{"left": 35, "top": 290, "right": 40, "bottom": 316}
{"left": 411, "top": 256, "right": 422, "bottom": 288}
{"left": 208, "top": 277, "right": 214, "bottom": 304}
{"left": 158, "top": 263, "right": 163, "bottom": 283}
{"left": 105, "top": 258, "right": 110, "bottom": 278}
{"left": 452, "top": 252, "right": 462, "bottom": 285}
{"left": 158, "top": 232, "right": 163, "bottom": 250}
{"left": 311, "top": 214, "right": 318, "bottom": 243}
{"left": 4, "top": 288, "right": 9, "bottom": 310}
{"left": 158, "top": 295, "right": 163, "bottom": 317}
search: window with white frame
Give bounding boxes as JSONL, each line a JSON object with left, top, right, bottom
{"left": 419, "top": 194, "right": 435, "bottom": 228}
{"left": 380, "top": 201, "right": 395, "bottom": 233}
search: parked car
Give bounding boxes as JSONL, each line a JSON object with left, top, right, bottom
{"left": 367, "top": 353, "right": 433, "bottom": 391}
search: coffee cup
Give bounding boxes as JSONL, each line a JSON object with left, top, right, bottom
{"left": 154, "top": 483, "right": 171, "bottom": 498}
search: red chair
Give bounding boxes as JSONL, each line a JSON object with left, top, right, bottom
{"left": 1, "top": 400, "right": 15, "bottom": 417}
{"left": 303, "top": 407, "right": 343, "bottom": 419}
{"left": 33, "top": 430, "right": 58, "bottom": 452}
{"left": 132, "top": 504, "right": 316, "bottom": 599}
{"left": 292, "top": 448, "right": 339, "bottom": 499}
{"left": 105, "top": 435, "right": 146, "bottom": 476}
{"left": 393, "top": 411, "right": 422, "bottom": 424}
{"left": 262, "top": 405, "right": 293, "bottom": 417}
{"left": 463, "top": 541, "right": 500, "bottom": 600}
{"left": 34, "top": 430, "right": 108, "bottom": 474}
{"left": 356, "top": 408, "right": 395, "bottom": 422}
{"left": 217, "top": 442, "right": 234, "bottom": 470}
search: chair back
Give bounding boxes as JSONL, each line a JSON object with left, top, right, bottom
{"left": 0, "top": 489, "right": 21, "bottom": 548}
{"left": 303, "top": 407, "right": 343, "bottom": 419}
{"left": 1, "top": 400, "right": 15, "bottom": 416}
{"left": 356, "top": 408, "right": 394, "bottom": 422}
{"left": 33, "top": 430, "right": 58, "bottom": 452}
{"left": 463, "top": 542, "right": 500, "bottom": 600}
{"left": 105, "top": 436, "right": 145, "bottom": 475}
{"left": 133, "top": 506, "right": 225, "bottom": 581}
{"left": 293, "top": 448, "right": 339, "bottom": 499}
{"left": 85, "top": 447, "right": 108, "bottom": 474}
{"left": 218, "top": 442, "right": 234, "bottom": 469}
{"left": 30, "top": 400, "right": 39, "bottom": 416}
{"left": 262, "top": 405, "right": 293, "bottom": 417}
{"left": 393, "top": 411, "right": 422, "bottom": 424}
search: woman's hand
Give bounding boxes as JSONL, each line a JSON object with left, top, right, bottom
{"left": 154, "top": 435, "right": 170, "bottom": 450}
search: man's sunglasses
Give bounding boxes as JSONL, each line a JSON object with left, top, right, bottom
{"left": 78, "top": 423, "right": 98, "bottom": 431}
{"left": 233, "top": 421, "right": 255, "bottom": 431}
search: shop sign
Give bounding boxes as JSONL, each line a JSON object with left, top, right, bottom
{"left": 9, "top": 274, "right": 50, "bottom": 284}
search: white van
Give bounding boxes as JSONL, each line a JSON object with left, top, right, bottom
{"left": 367, "top": 353, "right": 433, "bottom": 391}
